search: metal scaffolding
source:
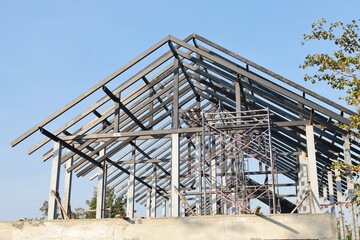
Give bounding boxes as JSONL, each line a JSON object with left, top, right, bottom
{"left": 10, "top": 33, "right": 359, "bottom": 238}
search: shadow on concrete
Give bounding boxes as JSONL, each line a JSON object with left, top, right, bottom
{"left": 258, "top": 215, "right": 299, "bottom": 234}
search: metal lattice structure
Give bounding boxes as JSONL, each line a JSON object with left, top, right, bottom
{"left": 11, "top": 34, "right": 359, "bottom": 237}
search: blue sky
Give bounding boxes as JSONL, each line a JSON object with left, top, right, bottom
{"left": 1, "top": 0, "right": 359, "bottom": 221}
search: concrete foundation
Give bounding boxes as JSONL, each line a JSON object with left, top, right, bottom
{"left": 0, "top": 214, "right": 337, "bottom": 240}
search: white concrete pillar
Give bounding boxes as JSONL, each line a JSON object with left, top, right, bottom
{"left": 305, "top": 125, "right": 321, "bottom": 213}
{"left": 343, "top": 135, "right": 359, "bottom": 240}
{"left": 297, "top": 151, "right": 310, "bottom": 213}
{"left": 96, "top": 147, "right": 107, "bottom": 219}
{"left": 171, "top": 133, "right": 180, "bottom": 217}
{"left": 48, "top": 141, "right": 62, "bottom": 220}
{"left": 336, "top": 169, "right": 346, "bottom": 240}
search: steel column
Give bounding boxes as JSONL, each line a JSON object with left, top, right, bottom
{"left": 162, "top": 200, "right": 167, "bottom": 217}
{"left": 150, "top": 164, "right": 157, "bottom": 217}
{"left": 146, "top": 191, "right": 151, "bottom": 217}
{"left": 96, "top": 147, "right": 107, "bottom": 219}
{"left": 63, "top": 154, "right": 73, "bottom": 217}
{"left": 171, "top": 133, "right": 180, "bottom": 217}
{"left": 194, "top": 134, "right": 202, "bottom": 215}
{"left": 48, "top": 141, "right": 62, "bottom": 220}
{"left": 126, "top": 146, "right": 136, "bottom": 218}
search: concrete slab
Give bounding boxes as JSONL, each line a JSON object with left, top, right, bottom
{"left": 0, "top": 214, "right": 337, "bottom": 240}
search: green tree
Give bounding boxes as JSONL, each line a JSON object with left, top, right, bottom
{"left": 300, "top": 18, "right": 360, "bottom": 137}
{"left": 39, "top": 200, "right": 48, "bottom": 219}
{"left": 85, "top": 187, "right": 126, "bottom": 218}
{"left": 301, "top": 19, "right": 360, "bottom": 204}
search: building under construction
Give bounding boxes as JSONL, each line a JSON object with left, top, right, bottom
{"left": 10, "top": 34, "right": 359, "bottom": 239}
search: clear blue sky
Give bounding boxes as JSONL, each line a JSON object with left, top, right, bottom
{"left": 1, "top": 0, "right": 359, "bottom": 221}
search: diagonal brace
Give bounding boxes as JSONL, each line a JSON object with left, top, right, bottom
{"left": 102, "top": 86, "right": 147, "bottom": 130}
{"left": 142, "top": 76, "right": 170, "bottom": 112}
{"left": 39, "top": 127, "right": 103, "bottom": 170}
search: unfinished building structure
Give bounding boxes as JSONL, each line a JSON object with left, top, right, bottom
{"left": 11, "top": 34, "right": 359, "bottom": 238}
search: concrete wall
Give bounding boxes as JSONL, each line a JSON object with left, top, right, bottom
{"left": 0, "top": 214, "right": 337, "bottom": 240}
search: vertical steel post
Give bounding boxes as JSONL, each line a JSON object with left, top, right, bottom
{"left": 211, "top": 154, "right": 217, "bottom": 215}
{"left": 195, "top": 134, "right": 202, "bottom": 215}
{"left": 201, "top": 111, "right": 207, "bottom": 215}
{"left": 126, "top": 146, "right": 136, "bottom": 218}
{"left": 114, "top": 92, "right": 120, "bottom": 132}
{"left": 162, "top": 200, "right": 167, "bottom": 217}
{"left": 171, "top": 58, "right": 180, "bottom": 217}
{"left": 63, "top": 154, "right": 73, "bottom": 217}
{"left": 171, "top": 133, "right": 180, "bottom": 217}
{"left": 267, "top": 108, "right": 276, "bottom": 213}
{"left": 48, "top": 141, "right": 62, "bottom": 220}
{"left": 150, "top": 164, "right": 157, "bottom": 217}
{"left": 146, "top": 191, "right": 151, "bottom": 217}
{"left": 221, "top": 133, "right": 227, "bottom": 215}
{"left": 96, "top": 147, "right": 107, "bottom": 219}
{"left": 305, "top": 124, "right": 321, "bottom": 213}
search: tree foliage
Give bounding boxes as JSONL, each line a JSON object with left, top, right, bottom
{"left": 85, "top": 187, "right": 126, "bottom": 218}
{"left": 300, "top": 18, "right": 360, "bottom": 138}
{"left": 301, "top": 19, "right": 360, "bottom": 205}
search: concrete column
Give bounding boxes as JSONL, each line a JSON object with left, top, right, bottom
{"left": 171, "top": 133, "right": 180, "bottom": 217}
{"left": 48, "top": 141, "right": 62, "bottom": 220}
{"left": 327, "top": 171, "right": 335, "bottom": 214}
{"left": 126, "top": 147, "right": 136, "bottom": 218}
{"left": 194, "top": 135, "right": 202, "bottom": 215}
{"left": 63, "top": 155, "right": 73, "bottom": 217}
{"left": 343, "top": 135, "right": 359, "bottom": 240}
{"left": 305, "top": 125, "right": 321, "bottom": 213}
{"left": 320, "top": 185, "right": 328, "bottom": 213}
{"left": 335, "top": 169, "right": 346, "bottom": 240}
{"left": 297, "top": 151, "right": 310, "bottom": 213}
{"left": 96, "top": 147, "right": 107, "bottom": 219}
